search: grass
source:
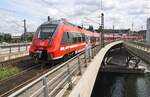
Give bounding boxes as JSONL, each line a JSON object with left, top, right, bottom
{"left": 0, "top": 67, "right": 20, "bottom": 80}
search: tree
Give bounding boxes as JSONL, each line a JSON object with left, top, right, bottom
{"left": 27, "top": 35, "right": 33, "bottom": 42}
{"left": 3, "top": 34, "right": 11, "bottom": 42}
{"left": 0, "top": 33, "right": 4, "bottom": 43}
{"left": 88, "top": 25, "right": 94, "bottom": 32}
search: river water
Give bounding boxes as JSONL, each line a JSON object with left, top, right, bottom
{"left": 91, "top": 66, "right": 150, "bottom": 97}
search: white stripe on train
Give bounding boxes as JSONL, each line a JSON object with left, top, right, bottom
{"left": 60, "top": 43, "right": 86, "bottom": 51}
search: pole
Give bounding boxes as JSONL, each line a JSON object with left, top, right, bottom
{"left": 101, "top": 13, "right": 104, "bottom": 47}
{"left": 131, "top": 22, "right": 134, "bottom": 35}
{"left": 23, "top": 19, "right": 27, "bottom": 42}
{"left": 113, "top": 24, "right": 115, "bottom": 41}
{"left": 48, "top": 16, "right": 50, "bottom": 21}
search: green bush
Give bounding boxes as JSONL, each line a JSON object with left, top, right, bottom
{"left": 0, "top": 67, "right": 20, "bottom": 80}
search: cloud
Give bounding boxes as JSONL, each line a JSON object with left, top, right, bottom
{"left": 0, "top": 0, "right": 149, "bottom": 35}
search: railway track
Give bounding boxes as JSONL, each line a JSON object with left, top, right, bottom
{"left": 0, "top": 56, "right": 68, "bottom": 97}
{"left": 0, "top": 55, "right": 41, "bottom": 96}
{"left": 0, "top": 55, "right": 30, "bottom": 67}
{"left": 0, "top": 63, "right": 61, "bottom": 97}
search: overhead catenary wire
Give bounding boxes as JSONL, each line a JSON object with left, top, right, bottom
{"left": 0, "top": 0, "right": 103, "bottom": 34}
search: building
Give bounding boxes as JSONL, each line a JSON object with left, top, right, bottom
{"left": 138, "top": 30, "right": 146, "bottom": 40}
{"left": 96, "top": 28, "right": 130, "bottom": 35}
{"left": 21, "top": 32, "right": 34, "bottom": 38}
{"left": 21, "top": 32, "right": 35, "bottom": 41}
{"left": 11, "top": 36, "right": 21, "bottom": 43}
{"left": 103, "top": 29, "right": 130, "bottom": 34}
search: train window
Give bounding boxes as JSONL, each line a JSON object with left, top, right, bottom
{"left": 90, "top": 37, "right": 96, "bottom": 43}
{"left": 72, "top": 32, "right": 82, "bottom": 43}
{"left": 61, "top": 32, "right": 69, "bottom": 44}
{"left": 72, "top": 33, "right": 77, "bottom": 43}
{"left": 78, "top": 33, "right": 82, "bottom": 42}
{"left": 68, "top": 32, "right": 72, "bottom": 43}
{"left": 62, "top": 32, "right": 85, "bottom": 44}
{"left": 82, "top": 34, "right": 85, "bottom": 42}
{"left": 76, "top": 33, "right": 79, "bottom": 42}
{"left": 37, "top": 24, "right": 57, "bottom": 39}
{"left": 91, "top": 37, "right": 93, "bottom": 43}
{"left": 68, "top": 32, "right": 73, "bottom": 43}
{"left": 90, "top": 37, "right": 93, "bottom": 43}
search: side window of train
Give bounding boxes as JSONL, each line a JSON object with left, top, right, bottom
{"left": 64, "top": 32, "right": 85, "bottom": 44}
{"left": 74, "top": 32, "right": 82, "bottom": 43}
{"left": 61, "top": 32, "right": 69, "bottom": 44}
{"left": 90, "top": 37, "right": 92, "bottom": 43}
{"left": 82, "top": 34, "right": 85, "bottom": 42}
{"left": 76, "top": 33, "right": 81, "bottom": 42}
{"left": 72, "top": 33, "right": 77, "bottom": 43}
{"left": 79, "top": 33, "right": 83, "bottom": 42}
{"left": 85, "top": 35, "right": 88, "bottom": 43}
{"left": 68, "top": 32, "right": 73, "bottom": 43}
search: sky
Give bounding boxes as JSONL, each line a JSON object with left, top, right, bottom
{"left": 0, "top": 0, "right": 150, "bottom": 36}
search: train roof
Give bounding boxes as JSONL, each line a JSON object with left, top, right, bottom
{"left": 41, "top": 19, "right": 77, "bottom": 27}
{"left": 41, "top": 19, "right": 100, "bottom": 35}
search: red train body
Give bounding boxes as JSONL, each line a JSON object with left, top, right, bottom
{"left": 29, "top": 19, "right": 100, "bottom": 61}
{"left": 29, "top": 19, "right": 143, "bottom": 61}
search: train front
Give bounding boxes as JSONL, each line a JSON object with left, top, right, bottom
{"left": 29, "top": 21, "right": 58, "bottom": 61}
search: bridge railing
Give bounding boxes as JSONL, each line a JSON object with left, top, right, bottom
{"left": 8, "top": 45, "right": 101, "bottom": 97}
{"left": 0, "top": 43, "right": 31, "bottom": 54}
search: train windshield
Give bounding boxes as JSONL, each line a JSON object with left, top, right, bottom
{"left": 37, "top": 24, "right": 57, "bottom": 39}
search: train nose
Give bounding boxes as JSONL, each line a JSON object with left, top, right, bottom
{"left": 34, "top": 50, "right": 48, "bottom": 60}
{"left": 38, "top": 39, "right": 51, "bottom": 48}
{"left": 33, "top": 39, "right": 50, "bottom": 47}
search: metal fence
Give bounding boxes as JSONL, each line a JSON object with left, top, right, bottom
{"left": 0, "top": 43, "right": 31, "bottom": 54}
{"left": 8, "top": 45, "right": 101, "bottom": 97}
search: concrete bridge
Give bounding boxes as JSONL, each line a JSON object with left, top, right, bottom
{"left": 8, "top": 41, "right": 149, "bottom": 97}
{"left": 69, "top": 41, "right": 124, "bottom": 97}
{"left": 69, "top": 41, "right": 149, "bottom": 97}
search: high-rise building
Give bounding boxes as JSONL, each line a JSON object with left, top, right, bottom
{"left": 146, "top": 18, "right": 150, "bottom": 44}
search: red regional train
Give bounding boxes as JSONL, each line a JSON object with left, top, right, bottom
{"left": 29, "top": 18, "right": 143, "bottom": 61}
{"left": 29, "top": 19, "right": 100, "bottom": 61}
